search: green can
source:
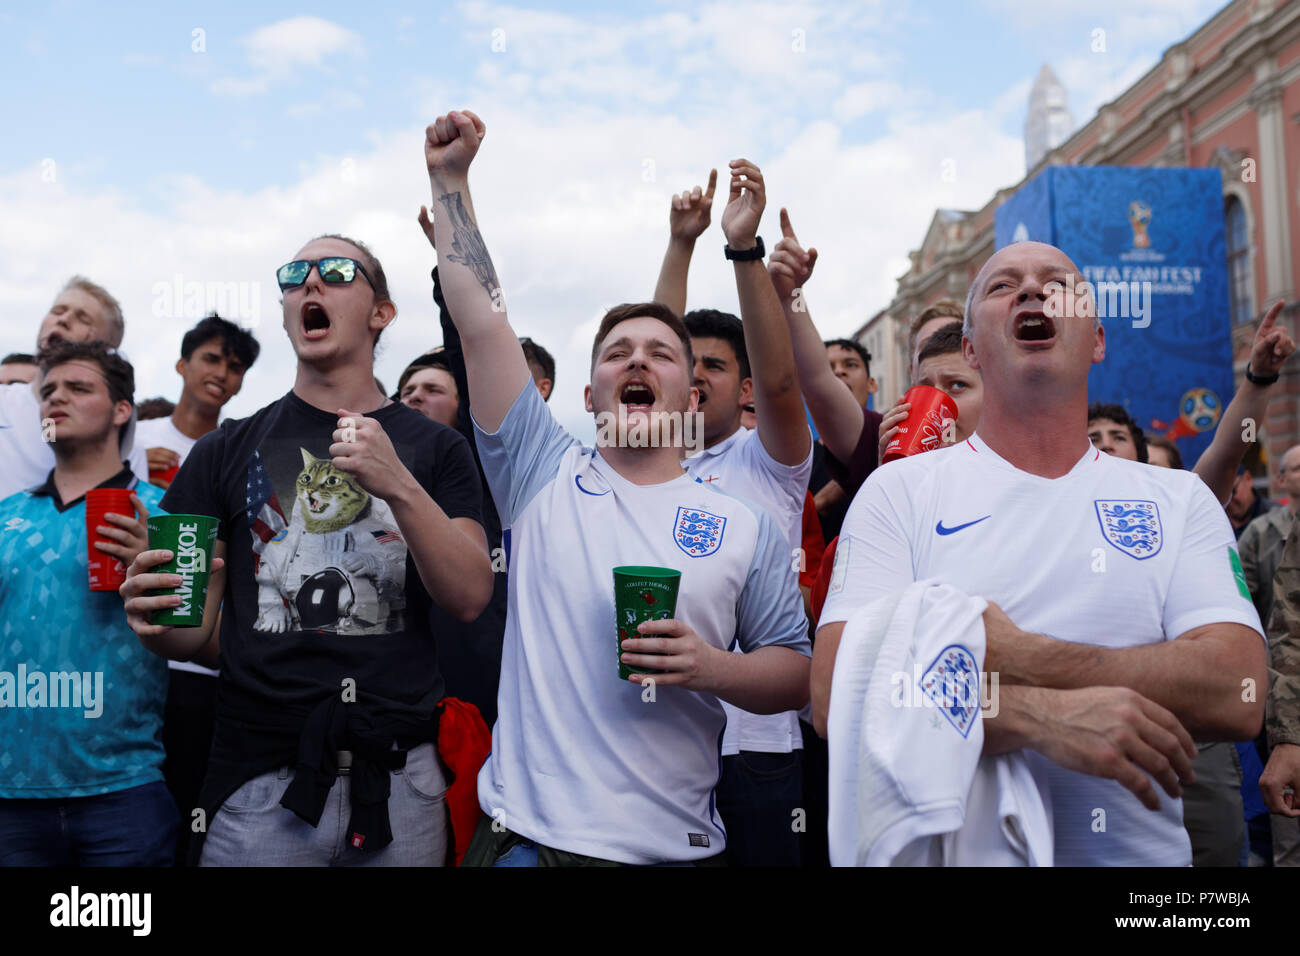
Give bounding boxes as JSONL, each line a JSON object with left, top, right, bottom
{"left": 613, "top": 565, "right": 681, "bottom": 681}
{"left": 147, "top": 514, "right": 219, "bottom": 627}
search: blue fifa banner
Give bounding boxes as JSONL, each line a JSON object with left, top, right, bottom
{"left": 994, "top": 167, "right": 1233, "bottom": 465}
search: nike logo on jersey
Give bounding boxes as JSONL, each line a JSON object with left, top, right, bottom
{"left": 935, "top": 515, "right": 991, "bottom": 535}
{"left": 575, "top": 474, "right": 610, "bottom": 496}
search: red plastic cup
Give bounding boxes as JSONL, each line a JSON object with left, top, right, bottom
{"left": 150, "top": 463, "right": 180, "bottom": 486}
{"left": 85, "top": 488, "right": 135, "bottom": 591}
{"left": 882, "top": 386, "right": 959, "bottom": 463}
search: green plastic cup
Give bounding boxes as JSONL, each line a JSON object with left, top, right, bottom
{"left": 613, "top": 566, "right": 681, "bottom": 680}
{"left": 147, "top": 514, "right": 219, "bottom": 627}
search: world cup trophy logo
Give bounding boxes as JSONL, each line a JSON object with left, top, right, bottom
{"left": 1128, "top": 201, "right": 1152, "bottom": 249}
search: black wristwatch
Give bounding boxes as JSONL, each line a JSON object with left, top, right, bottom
{"left": 1245, "top": 363, "right": 1279, "bottom": 386}
{"left": 724, "top": 236, "right": 765, "bottom": 261}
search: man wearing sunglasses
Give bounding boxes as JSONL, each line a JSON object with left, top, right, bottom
{"left": 121, "top": 234, "right": 493, "bottom": 867}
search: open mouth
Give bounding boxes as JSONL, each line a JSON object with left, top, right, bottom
{"left": 301, "top": 302, "right": 331, "bottom": 340}
{"left": 203, "top": 381, "right": 226, "bottom": 399}
{"left": 620, "top": 380, "right": 655, "bottom": 411}
{"left": 1014, "top": 311, "right": 1056, "bottom": 344}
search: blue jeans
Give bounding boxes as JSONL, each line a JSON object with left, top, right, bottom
{"left": 715, "top": 750, "right": 804, "bottom": 867}
{"left": 489, "top": 837, "right": 700, "bottom": 867}
{"left": 199, "top": 743, "right": 449, "bottom": 867}
{"left": 0, "top": 780, "right": 179, "bottom": 866}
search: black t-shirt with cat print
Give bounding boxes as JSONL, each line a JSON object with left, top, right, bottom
{"left": 161, "top": 390, "right": 484, "bottom": 724}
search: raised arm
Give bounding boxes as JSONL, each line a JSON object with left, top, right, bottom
{"left": 768, "top": 207, "right": 863, "bottom": 465}
{"left": 425, "top": 110, "right": 532, "bottom": 433}
{"left": 652, "top": 169, "right": 716, "bottom": 317}
{"left": 1193, "top": 300, "right": 1293, "bottom": 504}
{"left": 721, "top": 161, "right": 809, "bottom": 466}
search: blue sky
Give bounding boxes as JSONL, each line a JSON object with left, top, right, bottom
{"left": 0, "top": 0, "right": 1226, "bottom": 437}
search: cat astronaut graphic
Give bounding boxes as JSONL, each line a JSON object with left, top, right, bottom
{"left": 249, "top": 447, "right": 407, "bottom": 635}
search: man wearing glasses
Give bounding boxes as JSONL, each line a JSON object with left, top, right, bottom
{"left": 121, "top": 235, "right": 493, "bottom": 866}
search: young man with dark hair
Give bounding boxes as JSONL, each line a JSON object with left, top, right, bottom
{"left": 1087, "top": 401, "right": 1149, "bottom": 464}
{"left": 0, "top": 342, "right": 176, "bottom": 865}
{"left": 823, "top": 337, "right": 875, "bottom": 409}
{"left": 121, "top": 234, "right": 493, "bottom": 867}
{"left": 656, "top": 168, "right": 815, "bottom": 867}
{"left": 0, "top": 278, "right": 148, "bottom": 499}
{"left": 138, "top": 315, "right": 260, "bottom": 490}
{"left": 519, "top": 338, "right": 555, "bottom": 401}
{"left": 398, "top": 353, "right": 460, "bottom": 430}
{"left": 131, "top": 313, "right": 260, "bottom": 864}
{"left": 0, "top": 353, "right": 37, "bottom": 385}
{"left": 137, "top": 397, "right": 176, "bottom": 421}
{"left": 425, "top": 110, "right": 809, "bottom": 866}
{"left": 1145, "top": 433, "right": 1184, "bottom": 470}
{"left": 878, "top": 323, "right": 984, "bottom": 453}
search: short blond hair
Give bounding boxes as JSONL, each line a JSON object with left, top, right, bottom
{"left": 59, "top": 276, "right": 124, "bottom": 347}
{"left": 908, "top": 299, "right": 963, "bottom": 354}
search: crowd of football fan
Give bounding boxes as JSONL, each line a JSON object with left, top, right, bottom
{"left": 0, "top": 110, "right": 1297, "bottom": 867}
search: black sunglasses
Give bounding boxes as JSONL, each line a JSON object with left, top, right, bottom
{"left": 276, "top": 257, "right": 375, "bottom": 292}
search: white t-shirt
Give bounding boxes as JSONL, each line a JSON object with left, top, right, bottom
{"left": 683, "top": 425, "right": 811, "bottom": 755}
{"left": 134, "top": 415, "right": 216, "bottom": 678}
{"left": 819, "top": 432, "right": 1264, "bottom": 867}
{"left": 0, "top": 382, "right": 148, "bottom": 499}
{"left": 134, "top": 416, "right": 200, "bottom": 464}
{"left": 474, "top": 382, "right": 811, "bottom": 864}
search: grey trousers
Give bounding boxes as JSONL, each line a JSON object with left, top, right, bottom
{"left": 199, "top": 742, "right": 449, "bottom": 866}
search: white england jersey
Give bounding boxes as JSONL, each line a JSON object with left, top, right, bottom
{"left": 683, "top": 425, "right": 811, "bottom": 754}
{"left": 474, "top": 383, "right": 811, "bottom": 864}
{"left": 820, "top": 432, "right": 1264, "bottom": 867}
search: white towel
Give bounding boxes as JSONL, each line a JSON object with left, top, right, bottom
{"left": 826, "top": 580, "right": 1053, "bottom": 866}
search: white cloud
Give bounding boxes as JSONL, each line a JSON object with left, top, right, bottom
{"left": 244, "top": 16, "right": 363, "bottom": 75}
{"left": 832, "top": 81, "right": 907, "bottom": 123}
{"left": 210, "top": 16, "right": 364, "bottom": 96}
{"left": 1, "top": 0, "right": 1211, "bottom": 441}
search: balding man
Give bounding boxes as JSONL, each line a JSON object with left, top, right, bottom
{"left": 0, "top": 277, "right": 148, "bottom": 499}
{"left": 1240, "top": 445, "right": 1300, "bottom": 627}
{"left": 814, "top": 240, "right": 1269, "bottom": 865}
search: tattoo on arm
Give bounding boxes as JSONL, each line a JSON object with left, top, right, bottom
{"left": 437, "top": 191, "right": 500, "bottom": 299}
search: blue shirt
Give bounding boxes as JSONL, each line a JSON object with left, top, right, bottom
{"left": 0, "top": 468, "right": 169, "bottom": 798}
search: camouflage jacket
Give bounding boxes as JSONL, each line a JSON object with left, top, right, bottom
{"left": 1240, "top": 506, "right": 1293, "bottom": 627}
{"left": 1265, "top": 518, "right": 1300, "bottom": 748}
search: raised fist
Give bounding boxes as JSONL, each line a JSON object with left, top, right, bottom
{"left": 425, "top": 110, "right": 486, "bottom": 182}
